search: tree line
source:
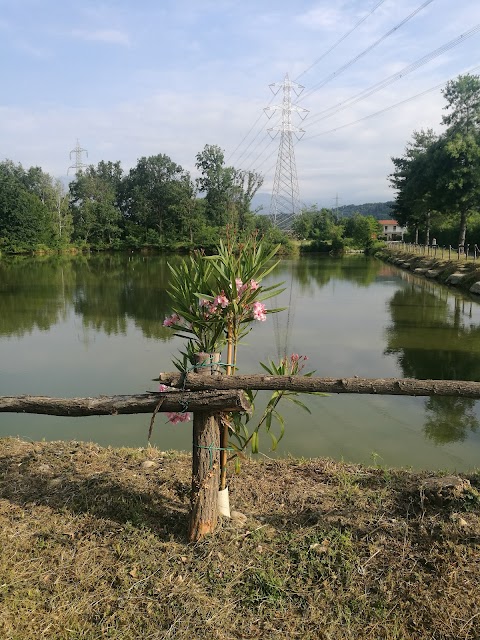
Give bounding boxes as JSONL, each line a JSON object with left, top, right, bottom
{"left": 390, "top": 74, "right": 480, "bottom": 248}
{"left": 290, "top": 205, "right": 384, "bottom": 252}
{"left": 0, "top": 144, "right": 288, "bottom": 254}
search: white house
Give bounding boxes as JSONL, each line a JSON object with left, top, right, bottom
{"left": 378, "top": 219, "right": 406, "bottom": 241}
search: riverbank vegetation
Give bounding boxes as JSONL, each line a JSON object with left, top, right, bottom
{"left": 390, "top": 74, "right": 480, "bottom": 249}
{"left": 0, "top": 144, "right": 291, "bottom": 256}
{"left": 291, "top": 206, "right": 384, "bottom": 253}
{"left": 0, "top": 437, "right": 479, "bottom": 639}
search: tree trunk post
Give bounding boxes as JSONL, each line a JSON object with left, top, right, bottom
{"left": 189, "top": 410, "right": 221, "bottom": 542}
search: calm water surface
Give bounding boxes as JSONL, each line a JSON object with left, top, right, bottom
{"left": 1, "top": 253, "right": 480, "bottom": 471}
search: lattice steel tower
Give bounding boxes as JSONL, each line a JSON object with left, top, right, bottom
{"left": 67, "top": 139, "right": 89, "bottom": 175}
{"left": 265, "top": 74, "right": 308, "bottom": 228}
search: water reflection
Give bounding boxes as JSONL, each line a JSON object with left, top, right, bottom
{"left": 284, "top": 254, "right": 385, "bottom": 293}
{"left": 0, "top": 257, "right": 71, "bottom": 337}
{"left": 385, "top": 279, "right": 480, "bottom": 444}
{"left": 2, "top": 253, "right": 480, "bottom": 465}
{"left": 0, "top": 253, "right": 175, "bottom": 341}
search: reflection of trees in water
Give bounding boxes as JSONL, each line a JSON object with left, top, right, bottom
{"left": 72, "top": 254, "right": 174, "bottom": 340}
{"left": 286, "top": 255, "right": 383, "bottom": 294}
{"left": 385, "top": 284, "right": 480, "bottom": 444}
{"left": 0, "top": 257, "right": 74, "bottom": 337}
{"left": 0, "top": 253, "right": 176, "bottom": 341}
{"left": 424, "top": 396, "right": 478, "bottom": 444}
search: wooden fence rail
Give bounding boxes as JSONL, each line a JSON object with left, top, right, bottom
{"left": 158, "top": 373, "right": 480, "bottom": 399}
{"left": 3, "top": 374, "right": 480, "bottom": 541}
{"left": 0, "top": 390, "right": 249, "bottom": 416}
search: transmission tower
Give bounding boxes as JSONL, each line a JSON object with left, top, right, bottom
{"left": 67, "top": 139, "right": 89, "bottom": 175}
{"left": 265, "top": 74, "right": 308, "bottom": 228}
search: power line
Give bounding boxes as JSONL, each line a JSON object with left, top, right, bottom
{"left": 227, "top": 96, "right": 275, "bottom": 162}
{"left": 305, "top": 24, "right": 480, "bottom": 129}
{"left": 229, "top": 0, "right": 387, "bottom": 166}
{"left": 299, "top": 0, "right": 435, "bottom": 102}
{"left": 295, "top": 0, "right": 388, "bottom": 81}
{"left": 302, "top": 63, "right": 480, "bottom": 142}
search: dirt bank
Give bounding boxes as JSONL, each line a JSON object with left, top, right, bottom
{"left": 1, "top": 438, "right": 479, "bottom": 639}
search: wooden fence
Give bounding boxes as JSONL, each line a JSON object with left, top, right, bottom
{"left": 3, "top": 373, "right": 480, "bottom": 541}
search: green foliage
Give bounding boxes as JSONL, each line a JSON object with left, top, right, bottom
{"left": 344, "top": 214, "right": 382, "bottom": 250}
{"left": 390, "top": 74, "right": 480, "bottom": 247}
{"left": 195, "top": 144, "right": 264, "bottom": 230}
{"left": 292, "top": 206, "right": 343, "bottom": 243}
{"left": 0, "top": 147, "right": 292, "bottom": 255}
{"left": 163, "top": 235, "right": 285, "bottom": 362}
{"left": 229, "top": 354, "right": 321, "bottom": 456}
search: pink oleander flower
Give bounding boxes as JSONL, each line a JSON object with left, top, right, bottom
{"left": 214, "top": 292, "right": 229, "bottom": 308}
{"left": 163, "top": 313, "right": 180, "bottom": 327}
{"left": 252, "top": 301, "right": 267, "bottom": 322}
{"left": 235, "top": 278, "right": 243, "bottom": 294}
{"left": 158, "top": 384, "right": 169, "bottom": 392}
{"left": 290, "top": 353, "right": 300, "bottom": 363}
{"left": 166, "top": 412, "right": 191, "bottom": 424}
{"left": 236, "top": 278, "right": 259, "bottom": 298}
{"left": 199, "top": 299, "right": 209, "bottom": 307}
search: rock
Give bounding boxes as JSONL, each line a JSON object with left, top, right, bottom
{"left": 446, "top": 272, "right": 466, "bottom": 284}
{"left": 231, "top": 510, "right": 248, "bottom": 526}
{"left": 141, "top": 460, "right": 157, "bottom": 469}
{"left": 470, "top": 281, "right": 480, "bottom": 295}
{"left": 420, "top": 475, "right": 471, "bottom": 502}
{"left": 426, "top": 270, "right": 440, "bottom": 278}
{"left": 414, "top": 268, "right": 428, "bottom": 274}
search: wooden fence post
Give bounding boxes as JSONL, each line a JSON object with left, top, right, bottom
{"left": 189, "top": 411, "right": 220, "bottom": 542}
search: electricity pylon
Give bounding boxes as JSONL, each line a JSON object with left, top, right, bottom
{"left": 67, "top": 139, "right": 89, "bottom": 175}
{"left": 265, "top": 74, "right": 308, "bottom": 228}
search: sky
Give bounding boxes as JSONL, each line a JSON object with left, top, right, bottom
{"left": 1, "top": 0, "right": 480, "bottom": 208}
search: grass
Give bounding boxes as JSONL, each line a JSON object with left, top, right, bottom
{"left": 0, "top": 437, "right": 479, "bottom": 639}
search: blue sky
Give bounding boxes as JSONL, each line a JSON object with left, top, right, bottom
{"left": 1, "top": 0, "right": 479, "bottom": 206}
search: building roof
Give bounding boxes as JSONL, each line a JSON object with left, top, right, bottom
{"left": 378, "top": 219, "right": 399, "bottom": 225}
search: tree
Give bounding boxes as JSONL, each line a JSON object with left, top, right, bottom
{"left": 390, "top": 129, "right": 439, "bottom": 244}
{"left": 69, "top": 164, "right": 123, "bottom": 246}
{"left": 0, "top": 160, "right": 57, "bottom": 252}
{"left": 292, "top": 206, "right": 343, "bottom": 242}
{"left": 437, "top": 74, "right": 480, "bottom": 248}
{"left": 345, "top": 214, "right": 382, "bottom": 249}
{"left": 195, "top": 144, "right": 263, "bottom": 229}
{"left": 390, "top": 74, "right": 480, "bottom": 248}
{"left": 122, "top": 154, "right": 194, "bottom": 243}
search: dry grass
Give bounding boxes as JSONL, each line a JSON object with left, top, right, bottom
{"left": 0, "top": 437, "right": 479, "bottom": 639}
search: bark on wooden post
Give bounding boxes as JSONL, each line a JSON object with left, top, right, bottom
{"left": 189, "top": 356, "right": 223, "bottom": 542}
{"left": 189, "top": 411, "right": 221, "bottom": 542}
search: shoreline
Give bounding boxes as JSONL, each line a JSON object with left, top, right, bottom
{"left": 377, "top": 246, "right": 480, "bottom": 296}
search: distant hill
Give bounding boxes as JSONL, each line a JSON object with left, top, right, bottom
{"left": 335, "top": 202, "right": 395, "bottom": 219}
{"left": 252, "top": 194, "right": 395, "bottom": 220}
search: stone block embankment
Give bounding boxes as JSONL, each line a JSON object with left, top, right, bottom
{"left": 377, "top": 248, "right": 480, "bottom": 297}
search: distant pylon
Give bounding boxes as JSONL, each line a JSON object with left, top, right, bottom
{"left": 265, "top": 74, "right": 308, "bottom": 227}
{"left": 67, "top": 139, "right": 89, "bottom": 175}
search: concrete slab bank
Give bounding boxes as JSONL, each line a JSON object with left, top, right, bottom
{"left": 376, "top": 248, "right": 480, "bottom": 297}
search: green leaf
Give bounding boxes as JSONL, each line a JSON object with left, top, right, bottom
{"left": 290, "top": 398, "right": 312, "bottom": 413}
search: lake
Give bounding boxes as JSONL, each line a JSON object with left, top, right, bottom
{"left": 1, "top": 252, "right": 480, "bottom": 471}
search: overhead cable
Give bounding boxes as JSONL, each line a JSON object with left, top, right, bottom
{"left": 300, "top": 0, "right": 435, "bottom": 102}
{"left": 295, "top": 0, "right": 388, "bottom": 81}
{"left": 305, "top": 25, "right": 480, "bottom": 129}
